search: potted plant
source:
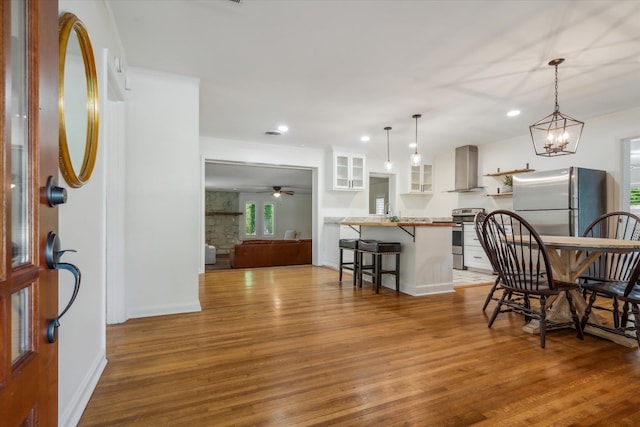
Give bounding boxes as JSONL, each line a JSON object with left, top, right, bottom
{"left": 502, "top": 175, "right": 513, "bottom": 192}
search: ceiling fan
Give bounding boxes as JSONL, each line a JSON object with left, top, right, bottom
{"left": 259, "top": 186, "right": 295, "bottom": 197}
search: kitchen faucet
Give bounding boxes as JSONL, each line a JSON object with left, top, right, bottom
{"left": 386, "top": 203, "right": 393, "bottom": 217}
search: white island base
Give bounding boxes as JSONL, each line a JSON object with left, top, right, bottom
{"left": 343, "top": 222, "right": 454, "bottom": 296}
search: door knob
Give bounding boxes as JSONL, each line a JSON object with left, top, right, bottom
{"left": 44, "top": 176, "right": 67, "bottom": 207}
{"left": 45, "top": 231, "right": 81, "bottom": 343}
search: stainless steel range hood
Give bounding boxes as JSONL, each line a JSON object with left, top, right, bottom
{"left": 449, "top": 145, "right": 483, "bottom": 192}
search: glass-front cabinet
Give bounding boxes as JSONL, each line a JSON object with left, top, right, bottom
{"left": 333, "top": 152, "right": 365, "bottom": 191}
{"left": 409, "top": 164, "right": 433, "bottom": 194}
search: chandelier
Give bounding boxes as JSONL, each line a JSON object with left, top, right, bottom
{"left": 529, "top": 58, "right": 584, "bottom": 157}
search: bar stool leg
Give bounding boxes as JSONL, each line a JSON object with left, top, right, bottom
{"left": 352, "top": 249, "right": 359, "bottom": 287}
{"left": 375, "top": 254, "right": 382, "bottom": 294}
{"left": 395, "top": 253, "right": 400, "bottom": 292}
{"left": 358, "top": 251, "right": 364, "bottom": 287}
{"left": 338, "top": 248, "right": 344, "bottom": 282}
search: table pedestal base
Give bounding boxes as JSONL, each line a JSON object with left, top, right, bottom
{"left": 521, "top": 291, "right": 638, "bottom": 348}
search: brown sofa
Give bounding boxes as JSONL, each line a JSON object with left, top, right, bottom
{"left": 229, "top": 239, "right": 312, "bottom": 268}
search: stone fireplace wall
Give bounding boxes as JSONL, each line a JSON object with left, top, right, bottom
{"left": 205, "top": 191, "right": 241, "bottom": 254}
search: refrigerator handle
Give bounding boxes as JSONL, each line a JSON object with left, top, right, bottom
{"left": 569, "top": 166, "right": 576, "bottom": 210}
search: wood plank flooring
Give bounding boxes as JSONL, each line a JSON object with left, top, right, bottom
{"left": 78, "top": 266, "right": 640, "bottom": 426}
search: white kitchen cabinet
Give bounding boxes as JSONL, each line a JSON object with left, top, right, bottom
{"left": 333, "top": 152, "right": 365, "bottom": 191}
{"left": 463, "top": 224, "right": 492, "bottom": 273}
{"left": 408, "top": 164, "right": 433, "bottom": 194}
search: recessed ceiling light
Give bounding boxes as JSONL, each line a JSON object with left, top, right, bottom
{"left": 507, "top": 109, "right": 521, "bottom": 117}
{"left": 278, "top": 125, "right": 289, "bottom": 133}
{"left": 360, "top": 136, "right": 370, "bottom": 142}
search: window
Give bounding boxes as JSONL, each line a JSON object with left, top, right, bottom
{"left": 629, "top": 138, "right": 640, "bottom": 216}
{"left": 263, "top": 203, "right": 274, "bottom": 236}
{"left": 244, "top": 201, "right": 276, "bottom": 237}
{"left": 245, "top": 202, "right": 256, "bottom": 235}
{"left": 375, "top": 197, "right": 385, "bottom": 215}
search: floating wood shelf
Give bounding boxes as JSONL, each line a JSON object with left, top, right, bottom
{"left": 205, "top": 211, "right": 243, "bottom": 216}
{"left": 486, "top": 192, "right": 513, "bottom": 197}
{"left": 484, "top": 168, "right": 535, "bottom": 177}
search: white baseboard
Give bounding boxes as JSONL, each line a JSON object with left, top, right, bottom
{"left": 60, "top": 350, "right": 107, "bottom": 427}
{"left": 395, "top": 281, "right": 454, "bottom": 296}
{"left": 127, "top": 301, "right": 202, "bottom": 319}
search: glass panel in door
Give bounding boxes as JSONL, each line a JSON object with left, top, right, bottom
{"left": 335, "top": 154, "right": 349, "bottom": 188}
{"left": 422, "top": 165, "right": 432, "bottom": 192}
{"left": 10, "top": 0, "right": 30, "bottom": 268}
{"left": 351, "top": 156, "right": 364, "bottom": 188}
{"left": 410, "top": 165, "right": 420, "bottom": 191}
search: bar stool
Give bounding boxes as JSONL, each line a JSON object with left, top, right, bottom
{"left": 338, "top": 239, "right": 359, "bottom": 286}
{"left": 357, "top": 240, "right": 401, "bottom": 294}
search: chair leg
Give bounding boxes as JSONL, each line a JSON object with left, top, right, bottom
{"left": 620, "top": 299, "right": 630, "bottom": 330}
{"left": 581, "top": 291, "right": 598, "bottom": 331}
{"left": 565, "top": 290, "right": 584, "bottom": 340}
{"left": 488, "top": 290, "right": 508, "bottom": 328}
{"left": 613, "top": 296, "right": 620, "bottom": 328}
{"left": 631, "top": 304, "right": 640, "bottom": 348}
{"left": 338, "top": 249, "right": 344, "bottom": 282}
{"left": 482, "top": 276, "right": 500, "bottom": 311}
{"left": 523, "top": 294, "right": 531, "bottom": 323}
{"left": 539, "top": 295, "right": 547, "bottom": 349}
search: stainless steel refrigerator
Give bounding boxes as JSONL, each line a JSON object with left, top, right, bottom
{"left": 513, "top": 167, "right": 607, "bottom": 236}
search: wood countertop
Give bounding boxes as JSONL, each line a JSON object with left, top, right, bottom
{"left": 340, "top": 220, "right": 455, "bottom": 227}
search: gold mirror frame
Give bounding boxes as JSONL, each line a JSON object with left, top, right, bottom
{"left": 58, "top": 12, "right": 99, "bottom": 188}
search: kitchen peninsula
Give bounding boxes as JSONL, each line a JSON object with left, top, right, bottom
{"left": 340, "top": 218, "right": 455, "bottom": 296}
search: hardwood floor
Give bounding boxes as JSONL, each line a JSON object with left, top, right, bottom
{"left": 79, "top": 266, "right": 640, "bottom": 426}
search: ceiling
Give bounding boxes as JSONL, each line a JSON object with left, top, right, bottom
{"left": 108, "top": 0, "right": 640, "bottom": 191}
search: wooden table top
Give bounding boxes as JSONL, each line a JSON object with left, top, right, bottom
{"left": 539, "top": 235, "right": 640, "bottom": 252}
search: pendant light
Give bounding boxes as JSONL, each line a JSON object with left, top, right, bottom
{"left": 410, "top": 114, "right": 422, "bottom": 167}
{"left": 529, "top": 58, "right": 584, "bottom": 157}
{"left": 384, "top": 126, "right": 393, "bottom": 171}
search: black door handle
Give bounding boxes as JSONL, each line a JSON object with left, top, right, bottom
{"left": 44, "top": 176, "right": 67, "bottom": 207}
{"left": 45, "top": 231, "right": 81, "bottom": 343}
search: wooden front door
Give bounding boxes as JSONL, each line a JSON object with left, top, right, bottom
{"left": 0, "top": 0, "right": 60, "bottom": 425}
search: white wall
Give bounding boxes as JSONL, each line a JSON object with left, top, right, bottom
{"left": 124, "top": 68, "right": 201, "bottom": 318}
{"left": 57, "top": 1, "right": 127, "bottom": 425}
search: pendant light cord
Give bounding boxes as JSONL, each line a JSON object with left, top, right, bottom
{"left": 384, "top": 126, "right": 392, "bottom": 167}
{"left": 415, "top": 115, "right": 418, "bottom": 154}
{"left": 554, "top": 63, "right": 559, "bottom": 112}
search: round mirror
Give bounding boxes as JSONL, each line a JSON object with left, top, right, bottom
{"left": 58, "top": 12, "right": 99, "bottom": 188}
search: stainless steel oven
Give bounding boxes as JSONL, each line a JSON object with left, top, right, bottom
{"left": 452, "top": 223, "right": 464, "bottom": 269}
{"left": 451, "top": 208, "right": 485, "bottom": 270}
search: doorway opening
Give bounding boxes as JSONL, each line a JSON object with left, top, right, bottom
{"left": 369, "top": 173, "right": 396, "bottom": 216}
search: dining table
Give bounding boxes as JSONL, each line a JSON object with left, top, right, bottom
{"left": 521, "top": 234, "right": 640, "bottom": 348}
